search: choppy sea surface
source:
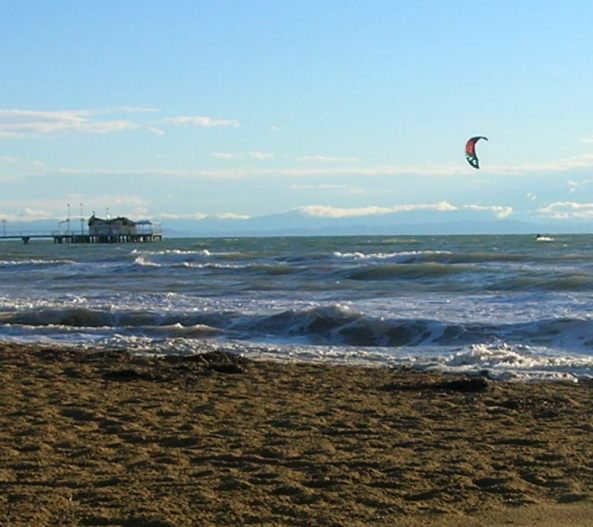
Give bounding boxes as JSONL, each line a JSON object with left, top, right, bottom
{"left": 2, "top": 234, "right": 593, "bottom": 381}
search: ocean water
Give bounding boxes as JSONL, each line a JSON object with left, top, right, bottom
{"left": 2, "top": 234, "right": 593, "bottom": 381}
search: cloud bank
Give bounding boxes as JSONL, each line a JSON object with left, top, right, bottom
{"left": 300, "top": 155, "right": 359, "bottom": 163}
{"left": 212, "top": 152, "right": 273, "bottom": 160}
{"left": 165, "top": 116, "right": 240, "bottom": 128}
{"left": 537, "top": 201, "right": 593, "bottom": 219}
{"left": 0, "top": 108, "right": 242, "bottom": 138}
{"left": 463, "top": 204, "right": 513, "bottom": 219}
{"left": 299, "top": 202, "right": 458, "bottom": 219}
{"left": 0, "top": 109, "right": 137, "bottom": 138}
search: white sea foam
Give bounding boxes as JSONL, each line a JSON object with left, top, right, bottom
{"left": 131, "top": 248, "right": 212, "bottom": 256}
{"left": 91, "top": 337, "right": 592, "bottom": 382}
{"left": 0, "top": 258, "right": 77, "bottom": 266}
{"left": 431, "top": 343, "right": 593, "bottom": 381}
{"left": 145, "top": 323, "right": 223, "bottom": 337}
{"left": 133, "top": 256, "right": 161, "bottom": 267}
{"left": 178, "top": 262, "right": 247, "bottom": 270}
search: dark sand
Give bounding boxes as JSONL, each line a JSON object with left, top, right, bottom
{"left": 1, "top": 344, "right": 592, "bottom": 526}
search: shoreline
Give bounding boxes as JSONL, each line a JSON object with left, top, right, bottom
{"left": 1, "top": 344, "right": 592, "bottom": 526}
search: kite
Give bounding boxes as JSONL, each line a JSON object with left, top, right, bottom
{"left": 465, "top": 136, "right": 488, "bottom": 169}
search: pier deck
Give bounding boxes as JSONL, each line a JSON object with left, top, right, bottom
{"left": 0, "top": 233, "right": 162, "bottom": 244}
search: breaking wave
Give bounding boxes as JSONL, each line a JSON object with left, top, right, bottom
{"left": 3, "top": 234, "right": 593, "bottom": 381}
{"left": 3, "top": 302, "right": 593, "bottom": 356}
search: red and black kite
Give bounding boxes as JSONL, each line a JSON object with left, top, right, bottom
{"left": 465, "top": 136, "right": 488, "bottom": 169}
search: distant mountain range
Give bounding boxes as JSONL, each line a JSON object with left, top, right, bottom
{"left": 159, "top": 209, "right": 593, "bottom": 237}
{"left": 4, "top": 210, "right": 592, "bottom": 238}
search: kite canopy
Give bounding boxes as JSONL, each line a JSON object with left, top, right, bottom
{"left": 465, "top": 136, "right": 488, "bottom": 169}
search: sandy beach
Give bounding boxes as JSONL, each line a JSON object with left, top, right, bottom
{"left": 1, "top": 344, "right": 592, "bottom": 526}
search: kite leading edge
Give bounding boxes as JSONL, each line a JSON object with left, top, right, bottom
{"left": 465, "top": 136, "right": 488, "bottom": 169}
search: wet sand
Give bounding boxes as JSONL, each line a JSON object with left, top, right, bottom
{"left": 1, "top": 344, "right": 592, "bottom": 526}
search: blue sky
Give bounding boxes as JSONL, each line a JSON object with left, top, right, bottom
{"left": 2, "top": 0, "right": 593, "bottom": 228}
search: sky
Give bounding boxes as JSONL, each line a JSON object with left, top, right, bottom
{"left": 2, "top": 0, "right": 593, "bottom": 230}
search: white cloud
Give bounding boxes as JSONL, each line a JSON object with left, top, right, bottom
{"left": 300, "top": 155, "right": 359, "bottom": 163}
{"left": 297, "top": 202, "right": 513, "bottom": 220}
{"left": 148, "top": 126, "right": 165, "bottom": 136}
{"left": 389, "top": 201, "right": 458, "bottom": 213}
{"left": 526, "top": 192, "right": 537, "bottom": 201}
{"left": 156, "top": 211, "right": 250, "bottom": 221}
{"left": 104, "top": 106, "right": 160, "bottom": 114}
{"left": 215, "top": 212, "right": 251, "bottom": 220}
{"left": 248, "top": 152, "right": 273, "bottom": 160}
{"left": 300, "top": 205, "right": 394, "bottom": 218}
{"left": 212, "top": 152, "right": 273, "bottom": 160}
{"left": 211, "top": 152, "right": 237, "bottom": 160}
{"left": 157, "top": 212, "right": 208, "bottom": 221}
{"left": 275, "top": 164, "right": 467, "bottom": 177}
{"left": 463, "top": 204, "right": 513, "bottom": 219}
{"left": 567, "top": 178, "right": 592, "bottom": 193}
{"left": 0, "top": 156, "right": 46, "bottom": 180}
{"left": 0, "top": 109, "right": 138, "bottom": 138}
{"left": 299, "top": 201, "right": 457, "bottom": 219}
{"left": 0, "top": 194, "right": 149, "bottom": 223}
{"left": 537, "top": 201, "right": 593, "bottom": 220}
{"left": 74, "top": 194, "right": 148, "bottom": 216}
{"left": 49, "top": 165, "right": 459, "bottom": 181}
{"left": 0, "top": 107, "right": 243, "bottom": 139}
{"left": 0, "top": 198, "right": 72, "bottom": 216}
{"left": 0, "top": 205, "right": 66, "bottom": 222}
{"left": 290, "top": 183, "right": 352, "bottom": 190}
{"left": 16, "top": 208, "right": 60, "bottom": 221}
{"left": 165, "top": 116, "right": 240, "bottom": 128}
{"left": 492, "top": 154, "right": 593, "bottom": 175}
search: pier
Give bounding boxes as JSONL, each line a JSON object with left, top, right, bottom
{"left": 0, "top": 232, "right": 162, "bottom": 244}
{"left": 54, "top": 233, "right": 162, "bottom": 244}
{"left": 0, "top": 214, "right": 162, "bottom": 244}
{"left": 0, "top": 234, "right": 52, "bottom": 244}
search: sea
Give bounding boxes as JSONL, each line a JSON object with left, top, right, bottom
{"left": 2, "top": 234, "right": 593, "bottom": 382}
